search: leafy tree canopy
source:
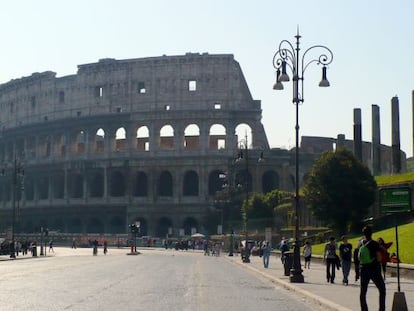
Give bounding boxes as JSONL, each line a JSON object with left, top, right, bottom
{"left": 303, "top": 148, "right": 377, "bottom": 234}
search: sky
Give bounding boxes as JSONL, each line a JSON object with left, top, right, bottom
{"left": 1, "top": 0, "right": 413, "bottom": 157}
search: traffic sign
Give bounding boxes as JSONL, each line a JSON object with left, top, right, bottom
{"left": 379, "top": 186, "right": 411, "bottom": 214}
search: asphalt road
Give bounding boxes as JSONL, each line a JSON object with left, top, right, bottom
{"left": 0, "top": 248, "right": 321, "bottom": 311}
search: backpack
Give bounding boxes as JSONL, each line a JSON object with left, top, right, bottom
{"left": 358, "top": 240, "right": 374, "bottom": 264}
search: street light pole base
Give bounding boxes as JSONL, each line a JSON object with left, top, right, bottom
{"left": 290, "top": 269, "right": 304, "bottom": 283}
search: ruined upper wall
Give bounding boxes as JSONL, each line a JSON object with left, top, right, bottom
{"left": 0, "top": 53, "right": 261, "bottom": 130}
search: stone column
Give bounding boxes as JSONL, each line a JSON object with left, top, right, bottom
{"left": 391, "top": 96, "right": 401, "bottom": 174}
{"left": 353, "top": 108, "right": 362, "bottom": 162}
{"left": 336, "top": 134, "right": 345, "bottom": 149}
{"left": 371, "top": 105, "right": 381, "bottom": 175}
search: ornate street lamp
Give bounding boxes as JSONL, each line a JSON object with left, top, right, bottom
{"left": 272, "top": 29, "right": 333, "bottom": 283}
{"left": 2, "top": 155, "right": 25, "bottom": 259}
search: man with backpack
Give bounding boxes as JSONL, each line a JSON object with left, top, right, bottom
{"left": 359, "top": 226, "right": 386, "bottom": 311}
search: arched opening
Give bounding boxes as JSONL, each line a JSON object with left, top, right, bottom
{"left": 159, "top": 125, "right": 174, "bottom": 149}
{"left": 115, "top": 127, "right": 127, "bottom": 152}
{"left": 95, "top": 128, "right": 105, "bottom": 153}
{"left": 262, "top": 170, "right": 280, "bottom": 193}
{"left": 183, "top": 170, "right": 199, "bottom": 196}
{"left": 184, "top": 124, "right": 200, "bottom": 150}
{"left": 208, "top": 170, "right": 226, "bottom": 195}
{"left": 158, "top": 171, "right": 173, "bottom": 196}
{"left": 87, "top": 217, "right": 104, "bottom": 233}
{"left": 69, "top": 218, "right": 82, "bottom": 233}
{"left": 75, "top": 130, "right": 86, "bottom": 154}
{"left": 110, "top": 171, "right": 125, "bottom": 197}
{"left": 209, "top": 124, "right": 226, "bottom": 150}
{"left": 89, "top": 171, "right": 104, "bottom": 198}
{"left": 156, "top": 217, "right": 172, "bottom": 237}
{"left": 70, "top": 173, "right": 83, "bottom": 198}
{"left": 38, "top": 176, "right": 49, "bottom": 200}
{"left": 52, "top": 173, "right": 65, "bottom": 199}
{"left": 54, "top": 133, "right": 66, "bottom": 157}
{"left": 235, "top": 123, "right": 253, "bottom": 148}
{"left": 109, "top": 216, "right": 125, "bottom": 234}
{"left": 235, "top": 169, "right": 253, "bottom": 192}
{"left": 133, "top": 171, "right": 148, "bottom": 197}
{"left": 136, "top": 126, "right": 149, "bottom": 151}
{"left": 183, "top": 218, "right": 198, "bottom": 236}
{"left": 24, "top": 177, "right": 34, "bottom": 201}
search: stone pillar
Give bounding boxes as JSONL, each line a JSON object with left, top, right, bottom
{"left": 336, "top": 134, "right": 345, "bottom": 149}
{"left": 371, "top": 105, "right": 381, "bottom": 175}
{"left": 353, "top": 108, "right": 362, "bottom": 162}
{"left": 391, "top": 96, "right": 401, "bottom": 174}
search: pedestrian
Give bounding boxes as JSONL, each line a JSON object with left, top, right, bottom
{"left": 339, "top": 235, "right": 352, "bottom": 285}
{"left": 359, "top": 225, "right": 386, "bottom": 311}
{"left": 49, "top": 240, "right": 54, "bottom": 253}
{"left": 103, "top": 240, "right": 108, "bottom": 255}
{"left": 279, "top": 239, "right": 290, "bottom": 264}
{"left": 93, "top": 239, "right": 98, "bottom": 256}
{"left": 303, "top": 241, "right": 312, "bottom": 269}
{"left": 353, "top": 241, "right": 361, "bottom": 282}
{"left": 377, "top": 237, "right": 392, "bottom": 280}
{"left": 261, "top": 241, "right": 271, "bottom": 268}
{"left": 323, "top": 236, "right": 338, "bottom": 283}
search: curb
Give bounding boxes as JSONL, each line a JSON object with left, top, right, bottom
{"left": 226, "top": 257, "right": 352, "bottom": 311}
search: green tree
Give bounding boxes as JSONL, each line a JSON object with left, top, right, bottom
{"left": 303, "top": 148, "right": 377, "bottom": 234}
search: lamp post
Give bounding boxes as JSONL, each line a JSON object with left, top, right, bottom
{"left": 4, "top": 155, "right": 25, "bottom": 259}
{"left": 236, "top": 134, "right": 250, "bottom": 263}
{"left": 272, "top": 29, "right": 333, "bottom": 283}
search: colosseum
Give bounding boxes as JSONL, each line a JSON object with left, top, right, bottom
{"left": 0, "top": 53, "right": 296, "bottom": 237}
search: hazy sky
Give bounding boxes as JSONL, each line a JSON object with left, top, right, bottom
{"left": 1, "top": 1, "right": 413, "bottom": 157}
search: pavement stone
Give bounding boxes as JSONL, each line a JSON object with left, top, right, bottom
{"left": 226, "top": 252, "right": 414, "bottom": 311}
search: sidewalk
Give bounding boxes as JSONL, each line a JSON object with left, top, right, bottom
{"left": 226, "top": 253, "right": 413, "bottom": 311}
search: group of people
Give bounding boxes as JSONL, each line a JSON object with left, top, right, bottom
{"left": 322, "top": 226, "right": 392, "bottom": 311}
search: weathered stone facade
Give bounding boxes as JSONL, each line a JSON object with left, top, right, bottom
{"left": 0, "top": 53, "right": 294, "bottom": 236}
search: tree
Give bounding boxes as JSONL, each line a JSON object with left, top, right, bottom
{"left": 303, "top": 148, "right": 377, "bottom": 234}
{"left": 243, "top": 190, "right": 293, "bottom": 229}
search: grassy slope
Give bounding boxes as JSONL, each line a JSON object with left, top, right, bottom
{"left": 309, "top": 222, "right": 414, "bottom": 264}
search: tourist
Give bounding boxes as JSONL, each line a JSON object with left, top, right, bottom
{"left": 339, "top": 236, "right": 352, "bottom": 285}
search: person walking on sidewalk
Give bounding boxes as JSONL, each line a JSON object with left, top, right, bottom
{"left": 359, "top": 226, "right": 386, "bottom": 311}
{"left": 261, "top": 241, "right": 271, "bottom": 268}
{"left": 303, "top": 241, "right": 312, "bottom": 269}
{"left": 323, "top": 236, "right": 338, "bottom": 283}
{"left": 339, "top": 235, "right": 352, "bottom": 285}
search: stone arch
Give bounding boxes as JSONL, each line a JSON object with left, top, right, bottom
{"left": 159, "top": 124, "right": 174, "bottom": 149}
{"left": 70, "top": 173, "right": 83, "bottom": 198}
{"left": 156, "top": 217, "right": 172, "bottom": 237}
{"left": 39, "top": 135, "right": 51, "bottom": 158}
{"left": 183, "top": 170, "right": 199, "bottom": 196}
{"left": 133, "top": 171, "right": 148, "bottom": 197}
{"left": 182, "top": 217, "right": 198, "bottom": 236}
{"left": 68, "top": 217, "right": 82, "bottom": 233}
{"left": 51, "top": 172, "right": 65, "bottom": 199}
{"left": 89, "top": 171, "right": 104, "bottom": 197}
{"left": 87, "top": 217, "right": 104, "bottom": 233}
{"left": 109, "top": 216, "right": 124, "bottom": 234}
{"left": 208, "top": 169, "right": 226, "bottom": 195}
{"left": 158, "top": 171, "right": 173, "bottom": 196}
{"left": 110, "top": 171, "right": 125, "bottom": 197}
{"left": 209, "top": 124, "right": 226, "bottom": 150}
{"left": 94, "top": 128, "right": 105, "bottom": 153}
{"left": 184, "top": 124, "right": 200, "bottom": 150}
{"left": 115, "top": 127, "right": 127, "bottom": 152}
{"left": 136, "top": 126, "right": 149, "bottom": 151}
{"left": 262, "top": 170, "right": 280, "bottom": 193}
